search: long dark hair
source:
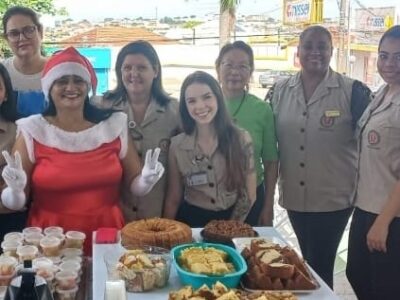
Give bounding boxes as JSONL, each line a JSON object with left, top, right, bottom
{"left": 378, "top": 25, "right": 400, "bottom": 50}
{"left": 104, "top": 40, "right": 171, "bottom": 106}
{"left": 43, "top": 94, "right": 115, "bottom": 124}
{"left": 2, "top": 6, "right": 44, "bottom": 36}
{"left": 179, "top": 71, "right": 247, "bottom": 194}
{"left": 0, "top": 63, "right": 18, "bottom": 121}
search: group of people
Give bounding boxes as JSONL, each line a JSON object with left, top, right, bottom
{"left": 0, "top": 5, "right": 399, "bottom": 299}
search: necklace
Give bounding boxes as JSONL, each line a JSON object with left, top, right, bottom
{"left": 231, "top": 91, "right": 247, "bottom": 122}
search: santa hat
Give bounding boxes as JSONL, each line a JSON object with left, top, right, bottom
{"left": 41, "top": 47, "right": 97, "bottom": 101}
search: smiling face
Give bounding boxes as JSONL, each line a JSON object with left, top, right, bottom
{"left": 5, "top": 14, "right": 42, "bottom": 59}
{"left": 120, "top": 53, "right": 158, "bottom": 98}
{"left": 184, "top": 82, "right": 218, "bottom": 127}
{"left": 217, "top": 48, "right": 252, "bottom": 95}
{"left": 377, "top": 37, "right": 400, "bottom": 86}
{"left": 49, "top": 75, "right": 88, "bottom": 111}
{"left": 298, "top": 30, "right": 333, "bottom": 75}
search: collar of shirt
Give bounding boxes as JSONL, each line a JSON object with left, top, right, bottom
{"left": 178, "top": 133, "right": 219, "bottom": 159}
{"left": 289, "top": 68, "right": 340, "bottom": 89}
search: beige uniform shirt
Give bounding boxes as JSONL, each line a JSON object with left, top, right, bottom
{"left": 93, "top": 95, "right": 180, "bottom": 220}
{"left": 170, "top": 130, "right": 254, "bottom": 212}
{"left": 355, "top": 85, "right": 400, "bottom": 217}
{"left": 271, "top": 70, "right": 357, "bottom": 212}
{"left": 0, "top": 115, "right": 16, "bottom": 174}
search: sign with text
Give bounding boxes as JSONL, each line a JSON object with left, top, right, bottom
{"left": 354, "top": 7, "right": 396, "bottom": 31}
{"left": 283, "top": 0, "right": 312, "bottom": 25}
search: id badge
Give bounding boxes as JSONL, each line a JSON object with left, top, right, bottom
{"left": 186, "top": 172, "right": 208, "bottom": 186}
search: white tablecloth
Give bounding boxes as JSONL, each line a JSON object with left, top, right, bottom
{"left": 92, "top": 227, "right": 340, "bottom": 299}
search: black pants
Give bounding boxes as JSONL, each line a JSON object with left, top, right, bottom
{"left": 288, "top": 207, "right": 353, "bottom": 289}
{"left": 0, "top": 211, "right": 28, "bottom": 245}
{"left": 176, "top": 201, "right": 234, "bottom": 228}
{"left": 346, "top": 208, "right": 400, "bottom": 300}
{"left": 245, "top": 183, "right": 265, "bottom": 226}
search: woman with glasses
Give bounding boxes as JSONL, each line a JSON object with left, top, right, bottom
{"left": 163, "top": 71, "right": 256, "bottom": 227}
{"left": 346, "top": 25, "right": 400, "bottom": 299}
{"left": 101, "top": 40, "right": 180, "bottom": 221}
{"left": 268, "top": 25, "right": 371, "bottom": 289}
{"left": 2, "top": 6, "right": 47, "bottom": 118}
{"left": 215, "top": 41, "right": 278, "bottom": 227}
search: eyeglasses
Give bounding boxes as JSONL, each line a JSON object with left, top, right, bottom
{"left": 5, "top": 25, "right": 37, "bottom": 42}
{"left": 220, "top": 62, "right": 251, "bottom": 73}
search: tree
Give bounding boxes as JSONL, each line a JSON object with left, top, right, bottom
{"left": 219, "top": 0, "right": 240, "bottom": 48}
{"left": 0, "top": 0, "right": 66, "bottom": 57}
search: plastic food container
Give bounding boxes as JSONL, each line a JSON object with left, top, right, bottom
{"left": 55, "top": 286, "right": 78, "bottom": 300}
{"left": 40, "top": 236, "right": 62, "bottom": 257}
{"left": 61, "top": 248, "right": 83, "bottom": 258}
{"left": 59, "top": 261, "right": 81, "bottom": 275}
{"left": 24, "top": 233, "right": 44, "bottom": 246}
{"left": 32, "top": 257, "right": 56, "bottom": 280}
{"left": 171, "top": 242, "right": 247, "bottom": 289}
{"left": 16, "top": 245, "right": 39, "bottom": 262}
{"left": 0, "top": 256, "right": 18, "bottom": 276}
{"left": 1, "top": 240, "right": 22, "bottom": 257}
{"left": 61, "top": 256, "right": 83, "bottom": 267}
{"left": 104, "top": 245, "right": 171, "bottom": 292}
{"left": 22, "top": 227, "right": 42, "bottom": 236}
{"left": 55, "top": 270, "right": 78, "bottom": 290}
{"left": 65, "top": 231, "right": 86, "bottom": 249}
{"left": 3, "top": 232, "right": 24, "bottom": 243}
{"left": 44, "top": 226, "right": 64, "bottom": 236}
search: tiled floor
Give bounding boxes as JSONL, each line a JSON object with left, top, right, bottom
{"left": 334, "top": 272, "right": 357, "bottom": 300}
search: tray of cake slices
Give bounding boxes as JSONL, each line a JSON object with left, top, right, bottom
{"left": 232, "top": 237, "right": 320, "bottom": 293}
{"left": 0, "top": 226, "right": 88, "bottom": 300}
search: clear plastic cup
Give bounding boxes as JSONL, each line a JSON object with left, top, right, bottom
{"left": 61, "top": 248, "right": 83, "bottom": 258}
{"left": 44, "top": 226, "right": 64, "bottom": 236}
{"left": 46, "top": 232, "right": 65, "bottom": 246}
{"left": 65, "top": 231, "right": 86, "bottom": 249}
{"left": 3, "top": 232, "right": 24, "bottom": 243}
{"left": 0, "top": 270, "right": 16, "bottom": 286}
{"left": 55, "top": 286, "right": 78, "bottom": 300}
{"left": 0, "top": 256, "right": 18, "bottom": 276}
{"left": 32, "top": 257, "right": 55, "bottom": 280}
{"left": 1, "top": 240, "right": 22, "bottom": 258}
{"left": 40, "top": 236, "right": 61, "bottom": 257}
{"left": 22, "top": 227, "right": 42, "bottom": 236}
{"left": 47, "top": 256, "right": 62, "bottom": 265}
{"left": 55, "top": 270, "right": 78, "bottom": 290}
{"left": 59, "top": 261, "right": 81, "bottom": 276}
{"left": 61, "top": 256, "right": 83, "bottom": 267}
{"left": 24, "top": 232, "right": 44, "bottom": 246}
{"left": 16, "top": 245, "right": 39, "bottom": 262}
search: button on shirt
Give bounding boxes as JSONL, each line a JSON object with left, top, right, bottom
{"left": 170, "top": 130, "right": 253, "bottom": 211}
{"left": 271, "top": 70, "right": 358, "bottom": 212}
{"left": 356, "top": 85, "right": 400, "bottom": 217}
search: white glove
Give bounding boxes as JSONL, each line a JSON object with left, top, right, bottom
{"left": 130, "top": 148, "right": 165, "bottom": 196}
{"left": 1, "top": 151, "right": 27, "bottom": 210}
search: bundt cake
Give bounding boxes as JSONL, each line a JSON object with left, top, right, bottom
{"left": 121, "top": 218, "right": 192, "bottom": 249}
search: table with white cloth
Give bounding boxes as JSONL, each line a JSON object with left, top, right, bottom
{"left": 92, "top": 227, "right": 340, "bottom": 300}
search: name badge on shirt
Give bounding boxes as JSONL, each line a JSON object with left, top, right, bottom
{"left": 325, "top": 110, "right": 341, "bottom": 117}
{"left": 186, "top": 172, "right": 208, "bottom": 186}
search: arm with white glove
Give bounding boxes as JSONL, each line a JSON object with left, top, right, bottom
{"left": 1, "top": 151, "right": 27, "bottom": 211}
{"left": 130, "top": 148, "right": 165, "bottom": 197}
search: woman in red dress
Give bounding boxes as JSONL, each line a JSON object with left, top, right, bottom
{"left": 0, "top": 47, "right": 164, "bottom": 255}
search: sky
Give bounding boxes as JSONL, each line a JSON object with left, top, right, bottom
{"left": 48, "top": 0, "right": 400, "bottom": 22}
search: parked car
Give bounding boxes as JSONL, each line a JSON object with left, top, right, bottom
{"left": 259, "top": 70, "right": 293, "bottom": 88}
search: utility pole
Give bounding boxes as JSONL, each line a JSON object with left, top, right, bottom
{"left": 337, "top": 0, "right": 349, "bottom": 74}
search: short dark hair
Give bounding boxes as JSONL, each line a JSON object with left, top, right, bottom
{"left": 215, "top": 40, "right": 255, "bottom": 73}
{"left": 2, "top": 6, "right": 43, "bottom": 36}
{"left": 378, "top": 25, "right": 400, "bottom": 51}
{"left": 104, "top": 40, "right": 171, "bottom": 106}
{"left": 0, "top": 63, "right": 18, "bottom": 121}
{"left": 299, "top": 25, "right": 332, "bottom": 45}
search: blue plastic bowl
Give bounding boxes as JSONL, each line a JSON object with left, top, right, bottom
{"left": 171, "top": 242, "right": 247, "bottom": 289}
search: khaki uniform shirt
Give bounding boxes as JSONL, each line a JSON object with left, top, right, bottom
{"left": 355, "top": 85, "right": 400, "bottom": 217}
{"left": 271, "top": 70, "right": 357, "bottom": 212}
{"left": 170, "top": 130, "right": 254, "bottom": 212}
{"left": 0, "top": 115, "right": 16, "bottom": 174}
{"left": 93, "top": 96, "right": 180, "bottom": 220}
